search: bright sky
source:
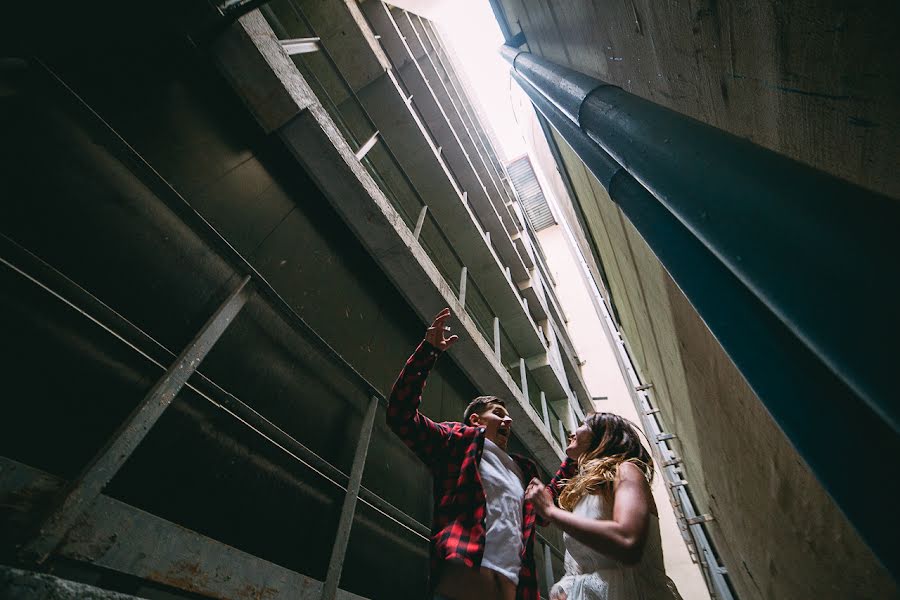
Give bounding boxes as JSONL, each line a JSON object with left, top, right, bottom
{"left": 428, "top": 0, "right": 528, "bottom": 161}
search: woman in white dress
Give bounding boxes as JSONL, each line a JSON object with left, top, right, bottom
{"left": 525, "top": 412, "right": 682, "bottom": 600}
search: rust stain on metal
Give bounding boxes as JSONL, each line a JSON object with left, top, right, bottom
{"left": 147, "top": 560, "right": 279, "bottom": 600}
{"left": 147, "top": 560, "right": 214, "bottom": 598}
{"left": 235, "top": 583, "right": 280, "bottom": 600}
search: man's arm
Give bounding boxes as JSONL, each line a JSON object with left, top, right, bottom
{"left": 386, "top": 309, "right": 459, "bottom": 467}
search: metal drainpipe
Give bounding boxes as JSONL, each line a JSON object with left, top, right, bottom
{"left": 500, "top": 47, "right": 900, "bottom": 433}
{"left": 503, "top": 47, "right": 900, "bottom": 581}
{"left": 508, "top": 71, "right": 735, "bottom": 600}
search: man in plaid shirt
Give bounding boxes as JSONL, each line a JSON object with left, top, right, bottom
{"left": 388, "top": 308, "right": 576, "bottom": 599}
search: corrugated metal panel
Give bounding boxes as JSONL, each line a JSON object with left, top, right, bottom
{"left": 506, "top": 156, "right": 556, "bottom": 231}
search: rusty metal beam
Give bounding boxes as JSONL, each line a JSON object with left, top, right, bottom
{"left": 0, "top": 231, "right": 430, "bottom": 550}
{"left": 321, "top": 396, "right": 378, "bottom": 600}
{"left": 22, "top": 275, "right": 252, "bottom": 562}
{"left": 1, "top": 457, "right": 368, "bottom": 600}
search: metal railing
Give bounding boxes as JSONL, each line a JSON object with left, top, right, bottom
{"left": 11, "top": 60, "right": 441, "bottom": 599}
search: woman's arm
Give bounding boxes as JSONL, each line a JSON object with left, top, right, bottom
{"left": 525, "top": 462, "right": 652, "bottom": 565}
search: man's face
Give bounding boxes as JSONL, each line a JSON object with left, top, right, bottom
{"left": 470, "top": 403, "right": 513, "bottom": 450}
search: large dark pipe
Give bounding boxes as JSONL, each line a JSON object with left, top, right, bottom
{"left": 502, "top": 46, "right": 900, "bottom": 437}
{"left": 506, "top": 53, "right": 900, "bottom": 579}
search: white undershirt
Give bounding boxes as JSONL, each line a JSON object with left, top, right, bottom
{"left": 479, "top": 438, "right": 525, "bottom": 585}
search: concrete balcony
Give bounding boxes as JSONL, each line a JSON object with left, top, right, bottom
{"left": 253, "top": 0, "right": 596, "bottom": 425}
{"left": 348, "top": 73, "right": 545, "bottom": 356}
{"left": 214, "top": 10, "right": 565, "bottom": 468}
{"left": 265, "top": 0, "right": 548, "bottom": 357}
{"left": 524, "top": 321, "right": 570, "bottom": 401}
{"left": 512, "top": 229, "right": 537, "bottom": 270}
{"left": 362, "top": 3, "right": 531, "bottom": 283}
{"left": 402, "top": 15, "right": 519, "bottom": 230}
{"left": 517, "top": 268, "right": 549, "bottom": 323}
{"left": 420, "top": 24, "right": 521, "bottom": 208}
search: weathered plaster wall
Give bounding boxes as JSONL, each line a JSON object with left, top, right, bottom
{"left": 496, "top": 0, "right": 899, "bottom": 598}
{"left": 537, "top": 224, "right": 710, "bottom": 600}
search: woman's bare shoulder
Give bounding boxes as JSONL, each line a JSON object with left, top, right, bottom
{"left": 616, "top": 460, "right": 646, "bottom": 481}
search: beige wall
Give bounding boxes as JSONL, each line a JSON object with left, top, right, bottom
{"left": 536, "top": 223, "right": 710, "bottom": 600}
{"left": 497, "top": 1, "right": 900, "bottom": 594}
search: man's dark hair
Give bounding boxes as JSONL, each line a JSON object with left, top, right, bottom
{"left": 463, "top": 395, "right": 506, "bottom": 426}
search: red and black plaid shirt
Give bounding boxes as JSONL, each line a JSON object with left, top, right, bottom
{"left": 388, "top": 341, "right": 576, "bottom": 600}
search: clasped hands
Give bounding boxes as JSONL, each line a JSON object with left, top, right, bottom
{"left": 525, "top": 477, "right": 557, "bottom": 521}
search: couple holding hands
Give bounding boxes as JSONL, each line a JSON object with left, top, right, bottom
{"left": 387, "top": 309, "right": 683, "bottom": 600}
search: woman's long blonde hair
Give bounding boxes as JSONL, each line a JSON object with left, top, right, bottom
{"left": 557, "top": 412, "right": 654, "bottom": 511}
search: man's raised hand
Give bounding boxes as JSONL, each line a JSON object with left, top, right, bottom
{"left": 425, "top": 308, "right": 459, "bottom": 352}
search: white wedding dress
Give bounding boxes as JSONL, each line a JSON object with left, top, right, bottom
{"left": 550, "top": 494, "right": 683, "bottom": 600}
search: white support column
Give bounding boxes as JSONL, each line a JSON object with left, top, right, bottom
{"left": 493, "top": 317, "right": 501, "bottom": 361}
{"left": 540, "top": 391, "right": 550, "bottom": 429}
{"left": 354, "top": 130, "right": 380, "bottom": 161}
{"left": 570, "top": 391, "right": 584, "bottom": 422}
{"left": 519, "top": 357, "right": 528, "bottom": 401}
{"left": 458, "top": 267, "right": 467, "bottom": 307}
{"left": 413, "top": 205, "right": 428, "bottom": 240}
{"left": 279, "top": 37, "right": 321, "bottom": 55}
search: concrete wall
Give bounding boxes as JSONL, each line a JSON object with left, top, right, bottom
{"left": 0, "top": 10, "right": 555, "bottom": 597}
{"left": 0, "top": 2, "right": 582, "bottom": 598}
{"left": 537, "top": 225, "right": 710, "bottom": 600}
{"left": 495, "top": 0, "right": 899, "bottom": 598}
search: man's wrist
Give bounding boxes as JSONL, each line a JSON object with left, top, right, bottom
{"left": 422, "top": 339, "right": 443, "bottom": 353}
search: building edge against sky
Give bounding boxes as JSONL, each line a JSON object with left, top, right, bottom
{"left": 2, "top": 1, "right": 896, "bottom": 599}
{"left": 507, "top": 152, "right": 711, "bottom": 600}
{"left": 0, "top": 1, "right": 642, "bottom": 599}
{"left": 486, "top": 1, "right": 899, "bottom": 599}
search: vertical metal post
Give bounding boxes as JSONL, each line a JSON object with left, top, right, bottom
{"left": 414, "top": 205, "right": 428, "bottom": 240}
{"left": 321, "top": 396, "right": 379, "bottom": 600}
{"left": 568, "top": 393, "right": 579, "bottom": 425}
{"left": 23, "top": 276, "right": 252, "bottom": 562}
{"left": 354, "top": 130, "right": 380, "bottom": 161}
{"left": 519, "top": 357, "right": 528, "bottom": 401}
{"left": 543, "top": 542, "right": 554, "bottom": 594}
{"left": 558, "top": 419, "right": 567, "bottom": 449}
{"left": 540, "top": 391, "right": 550, "bottom": 429}
{"left": 493, "top": 317, "right": 501, "bottom": 361}
{"left": 458, "top": 267, "right": 467, "bottom": 307}
{"left": 570, "top": 392, "right": 584, "bottom": 422}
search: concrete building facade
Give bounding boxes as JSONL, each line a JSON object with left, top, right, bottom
{"left": 505, "top": 153, "right": 710, "bottom": 600}
{"left": 490, "top": 1, "right": 900, "bottom": 599}
{"left": 0, "top": 1, "right": 621, "bottom": 599}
